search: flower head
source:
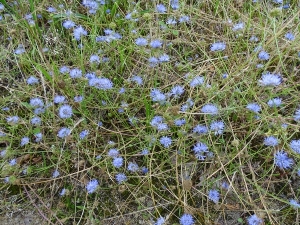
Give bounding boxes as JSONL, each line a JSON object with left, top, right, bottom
{"left": 69, "top": 68, "right": 82, "bottom": 78}
{"left": 246, "top": 103, "right": 261, "bottom": 113}
{"left": 263, "top": 136, "right": 279, "bottom": 147}
{"left": 115, "top": 173, "right": 127, "bottom": 184}
{"left": 7, "top": 116, "right": 19, "bottom": 124}
{"left": 58, "top": 104, "right": 73, "bottom": 119}
{"left": 30, "top": 97, "right": 44, "bottom": 108}
{"left": 285, "top": 32, "right": 295, "bottom": 41}
{"left": 201, "top": 104, "right": 218, "bottom": 115}
{"left": 156, "top": 4, "right": 166, "bottom": 13}
{"left": 170, "top": 85, "right": 184, "bottom": 98}
{"left": 210, "top": 42, "right": 226, "bottom": 52}
{"left": 210, "top": 121, "right": 225, "bottom": 135}
{"left": 267, "top": 98, "right": 282, "bottom": 107}
{"left": 208, "top": 189, "right": 220, "bottom": 203}
{"left": 127, "top": 162, "right": 139, "bottom": 172}
{"left": 179, "top": 214, "right": 194, "bottom": 225}
{"left": 86, "top": 179, "right": 99, "bottom": 194}
{"left": 52, "top": 169, "right": 60, "bottom": 178}
{"left": 192, "top": 125, "right": 208, "bottom": 134}
{"left": 89, "top": 77, "right": 113, "bottom": 90}
{"left": 27, "top": 76, "right": 39, "bottom": 85}
{"left": 290, "top": 139, "right": 300, "bottom": 154}
{"left": 247, "top": 214, "right": 263, "bottom": 225}
{"left": 258, "top": 50, "right": 270, "bottom": 60}
{"left": 135, "top": 37, "right": 148, "bottom": 46}
{"left": 189, "top": 76, "right": 204, "bottom": 87}
{"left": 150, "top": 89, "right": 166, "bottom": 103}
{"left": 63, "top": 20, "right": 75, "bottom": 29}
{"left": 112, "top": 157, "right": 123, "bottom": 168}
{"left": 193, "top": 142, "right": 209, "bottom": 160}
{"left": 154, "top": 217, "right": 165, "bottom": 225}
{"left": 73, "top": 26, "right": 88, "bottom": 40}
{"left": 57, "top": 127, "right": 71, "bottom": 138}
{"left": 289, "top": 199, "right": 300, "bottom": 209}
{"left": 21, "top": 137, "right": 30, "bottom": 146}
{"left": 258, "top": 72, "right": 282, "bottom": 86}
{"left": 274, "top": 150, "right": 293, "bottom": 169}
{"left": 159, "top": 136, "right": 172, "bottom": 148}
{"left": 150, "top": 39, "right": 163, "bottom": 48}
{"left": 79, "top": 130, "right": 89, "bottom": 139}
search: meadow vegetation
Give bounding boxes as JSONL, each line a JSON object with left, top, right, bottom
{"left": 0, "top": 0, "right": 300, "bottom": 224}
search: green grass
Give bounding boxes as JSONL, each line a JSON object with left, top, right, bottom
{"left": 0, "top": 0, "right": 300, "bottom": 224}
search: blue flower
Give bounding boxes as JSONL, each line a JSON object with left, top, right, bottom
{"left": 166, "top": 17, "right": 177, "bottom": 25}
{"left": 14, "top": 45, "right": 26, "bottom": 54}
{"left": 246, "top": 103, "right": 261, "bottom": 113}
{"left": 210, "top": 121, "right": 225, "bottom": 135}
{"left": 290, "top": 139, "right": 300, "bottom": 154}
{"left": 178, "top": 15, "right": 190, "bottom": 23}
{"left": 74, "top": 95, "right": 83, "bottom": 103}
{"left": 127, "top": 162, "right": 139, "bottom": 172}
{"left": 258, "top": 72, "right": 282, "bottom": 86}
{"left": 52, "top": 169, "right": 60, "bottom": 178}
{"left": 210, "top": 42, "right": 226, "bottom": 51}
{"left": 9, "top": 158, "right": 17, "bottom": 166}
{"left": 73, "top": 26, "right": 87, "bottom": 40}
{"left": 149, "top": 57, "right": 159, "bottom": 67}
{"left": 108, "top": 148, "right": 119, "bottom": 157}
{"left": 46, "top": 6, "right": 57, "bottom": 13}
{"left": 249, "top": 35, "right": 259, "bottom": 42}
{"left": 63, "top": 20, "right": 75, "bottom": 29}
{"left": 181, "top": 98, "right": 194, "bottom": 112}
{"left": 247, "top": 214, "right": 263, "bottom": 225}
{"left": 263, "top": 136, "right": 279, "bottom": 147}
{"left": 58, "top": 104, "right": 73, "bottom": 119}
{"left": 69, "top": 68, "right": 82, "bottom": 78}
{"left": 258, "top": 50, "right": 270, "bottom": 60}
{"left": 150, "top": 89, "right": 166, "bottom": 103}
{"left": 60, "top": 188, "right": 66, "bottom": 196}
{"left": 294, "top": 109, "right": 300, "bottom": 122}
{"left": 232, "top": 22, "right": 244, "bottom": 31}
{"left": 192, "top": 125, "right": 208, "bottom": 134}
{"left": 86, "top": 179, "right": 99, "bottom": 194}
{"left": 150, "top": 39, "right": 163, "bottom": 48}
{"left": 274, "top": 150, "right": 293, "bottom": 169}
{"left": 141, "top": 149, "right": 149, "bottom": 155}
{"left": 34, "top": 133, "right": 42, "bottom": 142}
{"left": 27, "top": 76, "right": 39, "bottom": 85}
{"left": 201, "top": 104, "right": 218, "bottom": 115}
{"left": 112, "top": 157, "right": 123, "bottom": 168}
{"left": 273, "top": 0, "right": 283, "bottom": 4}
{"left": 193, "top": 142, "right": 209, "bottom": 160}
{"left": 174, "top": 118, "right": 186, "bottom": 126}
{"left": 289, "top": 199, "right": 300, "bottom": 209}
{"left": 170, "top": 0, "right": 179, "bottom": 9}
{"left": 115, "top": 173, "right": 127, "bottom": 184}
{"left": 141, "top": 167, "right": 149, "bottom": 174}
{"left": 179, "top": 214, "right": 194, "bottom": 225}
{"left": 154, "top": 217, "right": 165, "bottom": 225}
{"left": 33, "top": 107, "right": 45, "bottom": 115}
{"left": 30, "top": 97, "right": 44, "bottom": 108}
{"left": 54, "top": 95, "right": 66, "bottom": 104}
{"left": 89, "top": 77, "right": 113, "bottom": 90}
{"left": 158, "top": 54, "right": 170, "bottom": 63}
{"left": 170, "top": 85, "right": 184, "bottom": 98}
{"left": 90, "top": 55, "right": 100, "bottom": 64}
{"left": 6, "top": 116, "right": 19, "bottom": 124}
{"left": 57, "top": 127, "right": 71, "bottom": 138}
{"left": 160, "top": 136, "right": 172, "bottom": 148}
{"left": 131, "top": 75, "right": 143, "bottom": 85}
{"left": 285, "top": 32, "right": 295, "bottom": 41}
{"left": 30, "top": 117, "right": 41, "bottom": 126}
{"left": 135, "top": 37, "right": 148, "bottom": 46}
{"left": 151, "top": 116, "right": 169, "bottom": 131}
{"left": 267, "top": 98, "right": 282, "bottom": 107}
{"left": 208, "top": 189, "right": 220, "bottom": 203}
{"left": 59, "top": 66, "right": 70, "bottom": 74}
{"left": 156, "top": 4, "right": 166, "bottom": 13}
{"left": 189, "top": 76, "right": 204, "bottom": 87}
{"left": 79, "top": 130, "right": 89, "bottom": 139}
{"left": 20, "top": 137, "right": 30, "bottom": 146}
{"left": 82, "top": 0, "right": 99, "bottom": 14}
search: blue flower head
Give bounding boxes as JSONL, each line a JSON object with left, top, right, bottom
{"left": 149, "top": 57, "right": 159, "bottom": 67}
{"left": 267, "top": 98, "right": 282, "bottom": 107}
{"left": 112, "top": 157, "right": 123, "bottom": 168}
{"left": 258, "top": 72, "right": 282, "bottom": 86}
{"left": 201, "top": 104, "right": 218, "bottom": 115}
{"left": 193, "top": 142, "right": 209, "bottom": 160}
{"left": 247, "top": 214, "right": 263, "bottom": 225}
{"left": 150, "top": 89, "right": 166, "bottom": 103}
{"left": 9, "top": 158, "right": 17, "bottom": 166}
{"left": 170, "top": 0, "right": 179, "bottom": 9}
{"left": 156, "top": 4, "right": 166, "bottom": 13}
{"left": 151, "top": 116, "right": 169, "bottom": 131}
{"left": 57, "top": 127, "right": 71, "bottom": 138}
{"left": 79, "top": 130, "right": 89, "bottom": 139}
{"left": 115, "top": 173, "right": 127, "bottom": 184}
{"left": 192, "top": 125, "right": 208, "bottom": 134}
{"left": 170, "top": 85, "right": 184, "bottom": 98}
{"left": 246, "top": 103, "right": 261, "bottom": 113}
{"left": 21, "top": 137, "right": 30, "bottom": 146}
{"left": 274, "top": 150, "right": 293, "bottom": 169}
{"left": 73, "top": 26, "right": 88, "bottom": 40}
{"left": 208, "top": 189, "right": 220, "bottom": 203}
{"left": 210, "top": 42, "right": 226, "bottom": 52}
{"left": 86, "top": 179, "right": 99, "bottom": 194}
{"left": 131, "top": 75, "right": 143, "bottom": 86}
{"left": 179, "top": 214, "right": 194, "bottom": 225}
{"left": 90, "top": 55, "right": 100, "bottom": 64}
{"left": 150, "top": 39, "right": 163, "bottom": 48}
{"left": 59, "top": 66, "right": 70, "bottom": 74}
{"left": 135, "top": 37, "right": 148, "bottom": 46}
{"left": 210, "top": 121, "right": 225, "bottom": 135}
{"left": 289, "top": 199, "right": 300, "bottom": 209}
{"left": 35, "top": 133, "right": 42, "bottom": 142}
{"left": 127, "top": 162, "right": 139, "bottom": 172}
{"left": 179, "top": 15, "right": 190, "bottom": 23}
{"left": 263, "top": 136, "right": 279, "bottom": 147}
{"left": 52, "top": 169, "right": 60, "bottom": 178}
{"left": 7, "top": 116, "right": 19, "bottom": 124}
{"left": 108, "top": 148, "right": 119, "bottom": 157}
{"left": 154, "top": 217, "right": 165, "bottom": 225}
{"left": 294, "top": 109, "right": 300, "bottom": 122}
{"left": 89, "top": 77, "right": 113, "bottom": 90}
{"left": 290, "top": 139, "right": 300, "bottom": 154}
{"left": 74, "top": 95, "right": 84, "bottom": 103}
{"left": 63, "top": 20, "right": 75, "bottom": 29}
{"left": 69, "top": 68, "right": 82, "bottom": 78}
{"left": 258, "top": 50, "right": 270, "bottom": 60}
{"left": 158, "top": 54, "right": 170, "bottom": 63}
{"left": 285, "top": 32, "right": 295, "bottom": 41}
{"left": 174, "top": 118, "right": 186, "bottom": 126}
{"left": 27, "top": 76, "right": 39, "bottom": 85}
{"left": 159, "top": 136, "right": 172, "bottom": 148}
{"left": 189, "top": 76, "right": 204, "bottom": 87}
{"left": 232, "top": 22, "right": 244, "bottom": 31}
{"left": 30, "top": 97, "right": 44, "bottom": 108}
{"left": 58, "top": 104, "right": 73, "bottom": 119}
{"left": 31, "top": 116, "right": 42, "bottom": 125}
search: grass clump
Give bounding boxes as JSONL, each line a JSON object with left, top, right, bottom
{"left": 0, "top": 0, "right": 300, "bottom": 224}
